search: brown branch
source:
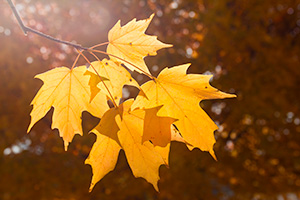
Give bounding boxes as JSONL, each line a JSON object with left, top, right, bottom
{"left": 6, "top": 0, "right": 88, "bottom": 50}
{"left": 7, "top": 0, "right": 155, "bottom": 80}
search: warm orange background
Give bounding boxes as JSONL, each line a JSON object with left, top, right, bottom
{"left": 0, "top": 0, "right": 299, "bottom": 199}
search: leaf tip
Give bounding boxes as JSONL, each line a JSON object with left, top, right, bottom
{"left": 219, "top": 92, "right": 237, "bottom": 99}
{"left": 116, "top": 20, "right": 121, "bottom": 27}
{"left": 88, "top": 182, "right": 95, "bottom": 193}
{"left": 153, "top": 182, "right": 160, "bottom": 192}
{"left": 149, "top": 13, "right": 155, "bottom": 20}
{"left": 64, "top": 141, "right": 69, "bottom": 151}
{"left": 229, "top": 93, "right": 237, "bottom": 98}
{"left": 27, "top": 124, "right": 33, "bottom": 134}
{"left": 210, "top": 149, "right": 218, "bottom": 161}
{"left": 165, "top": 43, "right": 173, "bottom": 48}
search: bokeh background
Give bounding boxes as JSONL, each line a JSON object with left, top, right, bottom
{"left": 1, "top": 0, "right": 300, "bottom": 199}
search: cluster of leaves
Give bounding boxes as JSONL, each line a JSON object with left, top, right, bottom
{"left": 27, "top": 14, "right": 235, "bottom": 191}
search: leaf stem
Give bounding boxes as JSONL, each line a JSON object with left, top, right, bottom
{"left": 77, "top": 50, "right": 118, "bottom": 108}
{"left": 88, "top": 51, "right": 101, "bottom": 62}
{"left": 90, "top": 42, "right": 110, "bottom": 49}
{"left": 88, "top": 49, "right": 155, "bottom": 80}
{"left": 71, "top": 53, "right": 81, "bottom": 70}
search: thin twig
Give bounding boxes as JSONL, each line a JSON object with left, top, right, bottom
{"left": 7, "top": 0, "right": 155, "bottom": 80}
{"left": 7, "top": 0, "right": 27, "bottom": 35}
{"left": 26, "top": 27, "right": 89, "bottom": 50}
{"left": 6, "top": 0, "right": 88, "bottom": 50}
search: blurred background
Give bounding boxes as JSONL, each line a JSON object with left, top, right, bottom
{"left": 1, "top": 0, "right": 300, "bottom": 199}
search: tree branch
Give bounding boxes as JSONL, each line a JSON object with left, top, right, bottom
{"left": 6, "top": 0, "right": 88, "bottom": 50}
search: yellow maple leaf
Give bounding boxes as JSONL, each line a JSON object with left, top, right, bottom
{"left": 143, "top": 106, "right": 177, "bottom": 147}
{"left": 85, "top": 59, "right": 139, "bottom": 104}
{"left": 116, "top": 100, "right": 164, "bottom": 191}
{"left": 107, "top": 14, "right": 172, "bottom": 74}
{"left": 85, "top": 133, "right": 120, "bottom": 192}
{"left": 85, "top": 107, "right": 121, "bottom": 192}
{"left": 132, "top": 64, "right": 236, "bottom": 158}
{"left": 27, "top": 66, "right": 109, "bottom": 150}
{"left": 86, "top": 99, "right": 178, "bottom": 191}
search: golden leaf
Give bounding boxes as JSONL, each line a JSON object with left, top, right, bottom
{"left": 85, "top": 107, "right": 121, "bottom": 192}
{"left": 143, "top": 106, "right": 176, "bottom": 147}
{"left": 107, "top": 14, "right": 172, "bottom": 74}
{"left": 115, "top": 99, "right": 164, "bottom": 191}
{"left": 27, "top": 66, "right": 109, "bottom": 150}
{"left": 132, "top": 64, "right": 236, "bottom": 158}
{"left": 85, "top": 59, "right": 139, "bottom": 104}
{"left": 86, "top": 99, "right": 178, "bottom": 191}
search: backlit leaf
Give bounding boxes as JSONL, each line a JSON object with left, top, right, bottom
{"left": 115, "top": 99, "right": 164, "bottom": 191}
{"left": 86, "top": 99, "right": 178, "bottom": 191}
{"left": 143, "top": 106, "right": 177, "bottom": 147}
{"left": 107, "top": 14, "right": 172, "bottom": 74}
{"left": 28, "top": 66, "right": 109, "bottom": 150}
{"left": 132, "top": 64, "right": 236, "bottom": 158}
{"left": 85, "top": 107, "right": 121, "bottom": 192}
{"left": 85, "top": 59, "right": 139, "bottom": 104}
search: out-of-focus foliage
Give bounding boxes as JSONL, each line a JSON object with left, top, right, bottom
{"left": 0, "top": 0, "right": 299, "bottom": 199}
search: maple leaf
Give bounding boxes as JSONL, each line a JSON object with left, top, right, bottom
{"left": 27, "top": 66, "right": 109, "bottom": 150}
{"left": 86, "top": 99, "right": 179, "bottom": 191}
{"left": 85, "top": 133, "right": 120, "bottom": 192}
{"left": 132, "top": 64, "right": 236, "bottom": 158}
{"left": 107, "top": 14, "right": 172, "bottom": 74}
{"left": 143, "top": 106, "right": 177, "bottom": 147}
{"left": 85, "top": 106, "right": 121, "bottom": 192}
{"left": 85, "top": 59, "right": 139, "bottom": 104}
